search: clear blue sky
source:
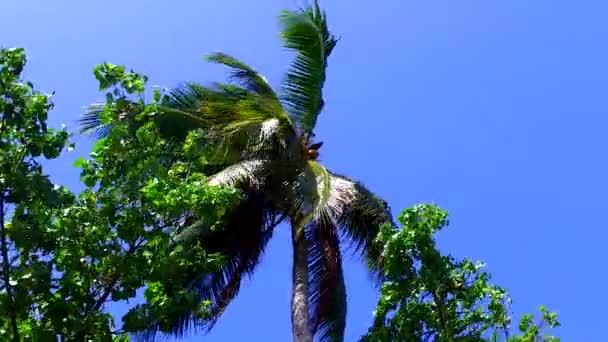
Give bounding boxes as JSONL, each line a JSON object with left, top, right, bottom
{"left": 1, "top": 0, "right": 606, "bottom": 340}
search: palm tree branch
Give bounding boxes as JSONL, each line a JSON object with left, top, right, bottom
{"left": 279, "top": 0, "right": 338, "bottom": 139}
{"left": 204, "top": 52, "right": 278, "bottom": 101}
{"left": 161, "top": 82, "right": 296, "bottom": 154}
{"left": 307, "top": 220, "right": 347, "bottom": 342}
{"left": 292, "top": 161, "right": 348, "bottom": 340}
{"left": 341, "top": 177, "right": 394, "bottom": 278}
{"left": 78, "top": 100, "right": 145, "bottom": 138}
{"left": 78, "top": 103, "right": 110, "bottom": 137}
{"left": 318, "top": 172, "right": 395, "bottom": 280}
{"left": 133, "top": 192, "right": 284, "bottom": 340}
{"left": 308, "top": 160, "right": 331, "bottom": 213}
{"left": 207, "top": 158, "right": 270, "bottom": 188}
{"left": 172, "top": 159, "right": 272, "bottom": 246}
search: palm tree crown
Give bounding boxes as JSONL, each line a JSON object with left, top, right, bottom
{"left": 80, "top": 2, "right": 394, "bottom": 342}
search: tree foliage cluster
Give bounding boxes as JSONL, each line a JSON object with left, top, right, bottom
{"left": 0, "top": 48, "right": 238, "bottom": 341}
{"left": 361, "top": 204, "right": 559, "bottom": 342}
{"left": 0, "top": 3, "right": 560, "bottom": 342}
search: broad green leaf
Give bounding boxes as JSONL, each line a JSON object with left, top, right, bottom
{"left": 73, "top": 156, "right": 87, "bottom": 168}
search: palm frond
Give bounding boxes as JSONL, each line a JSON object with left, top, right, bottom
{"left": 203, "top": 218, "right": 279, "bottom": 328}
{"left": 161, "top": 82, "right": 296, "bottom": 156}
{"left": 157, "top": 82, "right": 256, "bottom": 140}
{"left": 279, "top": 0, "right": 338, "bottom": 140}
{"left": 78, "top": 103, "right": 111, "bottom": 137}
{"left": 204, "top": 52, "right": 279, "bottom": 101}
{"left": 172, "top": 159, "right": 272, "bottom": 245}
{"left": 330, "top": 174, "right": 394, "bottom": 277}
{"left": 78, "top": 100, "right": 145, "bottom": 138}
{"left": 170, "top": 216, "right": 210, "bottom": 248}
{"left": 210, "top": 117, "right": 289, "bottom": 163}
{"left": 307, "top": 220, "right": 346, "bottom": 342}
{"left": 161, "top": 82, "right": 244, "bottom": 113}
{"left": 301, "top": 169, "right": 393, "bottom": 281}
{"left": 290, "top": 161, "right": 347, "bottom": 341}
{"left": 291, "top": 160, "right": 329, "bottom": 217}
{"left": 308, "top": 161, "right": 331, "bottom": 212}
{"left": 163, "top": 82, "right": 288, "bottom": 127}
{"left": 207, "top": 159, "right": 270, "bottom": 188}
{"left": 134, "top": 192, "right": 283, "bottom": 340}
{"left": 195, "top": 192, "right": 279, "bottom": 329}
{"left": 77, "top": 94, "right": 203, "bottom": 141}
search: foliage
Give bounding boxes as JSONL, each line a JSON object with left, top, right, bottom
{"left": 77, "top": 61, "right": 241, "bottom": 339}
{"left": 279, "top": 0, "right": 338, "bottom": 138}
{"left": 0, "top": 46, "right": 76, "bottom": 341}
{"left": 0, "top": 4, "right": 567, "bottom": 342}
{"left": 0, "top": 48, "right": 238, "bottom": 341}
{"left": 360, "top": 204, "right": 560, "bottom": 342}
{"left": 78, "top": 2, "right": 392, "bottom": 341}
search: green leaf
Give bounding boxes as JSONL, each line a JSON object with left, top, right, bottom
{"left": 361, "top": 204, "right": 560, "bottom": 342}
{"left": 204, "top": 52, "right": 279, "bottom": 101}
{"left": 279, "top": 0, "right": 338, "bottom": 139}
{"left": 92, "top": 138, "right": 107, "bottom": 153}
{"left": 73, "top": 156, "right": 87, "bottom": 168}
{"left": 153, "top": 88, "right": 162, "bottom": 102}
{"left": 82, "top": 175, "right": 97, "bottom": 187}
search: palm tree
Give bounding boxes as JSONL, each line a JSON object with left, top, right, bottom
{"left": 80, "top": 2, "right": 394, "bottom": 341}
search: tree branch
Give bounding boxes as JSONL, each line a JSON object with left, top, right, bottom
{"left": 92, "top": 238, "right": 145, "bottom": 312}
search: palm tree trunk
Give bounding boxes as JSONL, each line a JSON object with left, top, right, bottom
{"left": 291, "top": 217, "right": 313, "bottom": 342}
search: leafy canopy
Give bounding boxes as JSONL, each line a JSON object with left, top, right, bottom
{"left": 361, "top": 204, "right": 560, "bottom": 342}
{"left": 0, "top": 49, "right": 239, "bottom": 341}
{"left": 0, "top": 45, "right": 564, "bottom": 341}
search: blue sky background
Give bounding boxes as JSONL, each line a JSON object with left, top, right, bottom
{"left": 1, "top": 0, "right": 606, "bottom": 340}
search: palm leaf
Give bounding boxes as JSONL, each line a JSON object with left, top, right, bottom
{"left": 290, "top": 160, "right": 329, "bottom": 219}
{"left": 163, "top": 81, "right": 289, "bottom": 128}
{"left": 78, "top": 103, "right": 111, "bottom": 137}
{"left": 329, "top": 173, "right": 394, "bottom": 277}
{"left": 162, "top": 82, "right": 296, "bottom": 160}
{"left": 132, "top": 192, "right": 281, "bottom": 341}
{"left": 291, "top": 161, "right": 347, "bottom": 341}
{"left": 160, "top": 83, "right": 267, "bottom": 133}
{"left": 77, "top": 89, "right": 208, "bottom": 140}
{"left": 279, "top": 0, "right": 338, "bottom": 140}
{"left": 173, "top": 159, "right": 272, "bottom": 246}
{"left": 80, "top": 81, "right": 286, "bottom": 143}
{"left": 204, "top": 53, "right": 299, "bottom": 131}
{"left": 291, "top": 166, "right": 392, "bottom": 341}
{"left": 161, "top": 82, "right": 244, "bottom": 114}
{"left": 205, "top": 52, "right": 279, "bottom": 102}
{"left": 207, "top": 158, "right": 270, "bottom": 188}
{"left": 301, "top": 166, "right": 393, "bottom": 279}
{"left": 192, "top": 192, "right": 279, "bottom": 329}
{"left": 78, "top": 100, "right": 145, "bottom": 138}
{"left": 307, "top": 220, "right": 346, "bottom": 342}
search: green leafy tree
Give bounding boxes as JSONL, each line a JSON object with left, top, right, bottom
{"left": 0, "top": 46, "right": 75, "bottom": 341}
{"left": 68, "top": 64, "right": 241, "bottom": 340}
{"left": 360, "top": 204, "right": 560, "bottom": 342}
{"left": 80, "top": 2, "right": 393, "bottom": 342}
{"left": 0, "top": 47, "right": 236, "bottom": 341}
